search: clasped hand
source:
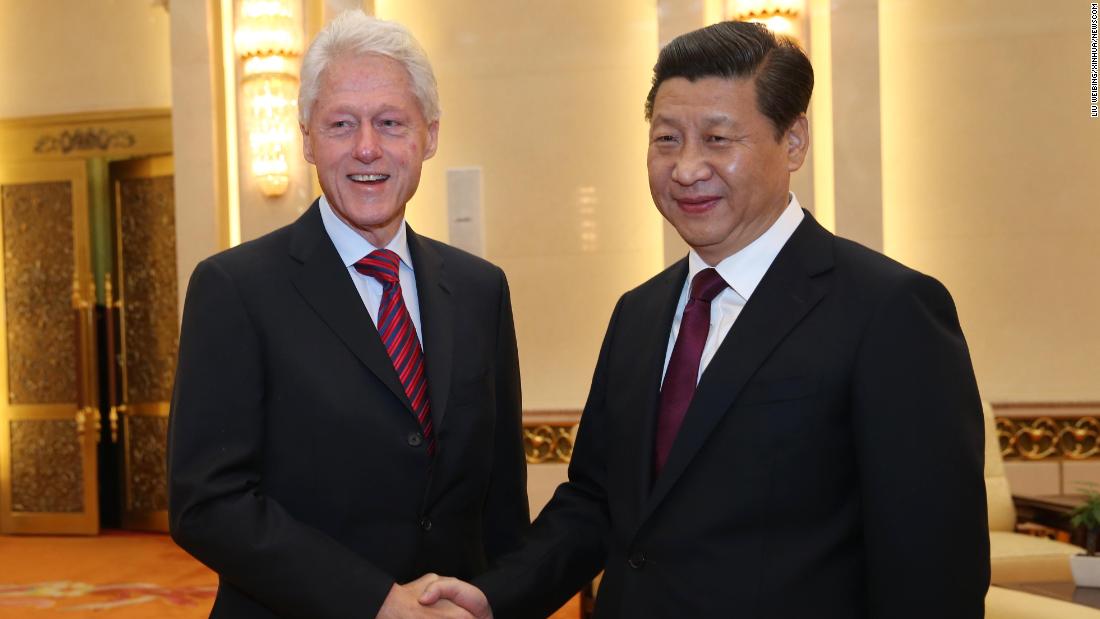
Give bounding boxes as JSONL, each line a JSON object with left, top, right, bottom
{"left": 377, "top": 573, "right": 492, "bottom": 619}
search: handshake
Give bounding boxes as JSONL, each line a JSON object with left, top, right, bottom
{"left": 378, "top": 574, "right": 494, "bottom": 619}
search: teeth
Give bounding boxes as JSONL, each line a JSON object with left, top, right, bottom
{"left": 349, "top": 174, "right": 388, "bottom": 182}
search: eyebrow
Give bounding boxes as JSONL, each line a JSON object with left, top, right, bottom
{"left": 650, "top": 113, "right": 739, "bottom": 128}
{"left": 700, "top": 113, "right": 737, "bottom": 128}
{"left": 321, "top": 102, "right": 410, "bottom": 117}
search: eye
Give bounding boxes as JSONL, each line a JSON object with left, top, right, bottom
{"left": 329, "top": 119, "right": 355, "bottom": 131}
{"left": 706, "top": 135, "right": 730, "bottom": 144}
{"left": 379, "top": 119, "right": 403, "bottom": 129}
{"left": 652, "top": 134, "right": 679, "bottom": 144}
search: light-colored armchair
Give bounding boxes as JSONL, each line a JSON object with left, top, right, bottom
{"left": 986, "top": 586, "right": 1100, "bottom": 618}
{"left": 984, "top": 402, "right": 1083, "bottom": 583}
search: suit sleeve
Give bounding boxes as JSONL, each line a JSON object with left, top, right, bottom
{"left": 474, "top": 297, "right": 622, "bottom": 619}
{"left": 167, "top": 258, "right": 395, "bottom": 619}
{"left": 851, "top": 272, "right": 990, "bottom": 618}
{"left": 481, "top": 270, "right": 531, "bottom": 561}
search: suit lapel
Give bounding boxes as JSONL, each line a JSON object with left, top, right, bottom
{"left": 621, "top": 260, "right": 688, "bottom": 520}
{"left": 287, "top": 202, "right": 412, "bottom": 413}
{"left": 406, "top": 227, "right": 454, "bottom": 428}
{"left": 641, "top": 213, "right": 835, "bottom": 522}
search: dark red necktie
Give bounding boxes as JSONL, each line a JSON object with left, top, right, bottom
{"left": 354, "top": 249, "right": 435, "bottom": 456}
{"left": 654, "top": 268, "right": 728, "bottom": 476}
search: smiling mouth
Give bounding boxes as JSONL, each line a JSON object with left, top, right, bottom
{"left": 348, "top": 173, "right": 389, "bottom": 183}
{"left": 675, "top": 196, "right": 720, "bottom": 213}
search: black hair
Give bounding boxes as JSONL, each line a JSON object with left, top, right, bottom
{"left": 644, "top": 21, "right": 813, "bottom": 140}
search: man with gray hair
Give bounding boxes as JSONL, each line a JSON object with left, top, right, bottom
{"left": 168, "top": 10, "right": 528, "bottom": 618}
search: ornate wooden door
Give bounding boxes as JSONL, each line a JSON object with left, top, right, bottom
{"left": 0, "top": 160, "right": 100, "bottom": 535}
{"left": 108, "top": 155, "right": 178, "bottom": 532}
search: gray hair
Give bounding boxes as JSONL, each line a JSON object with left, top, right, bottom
{"left": 298, "top": 10, "right": 440, "bottom": 124}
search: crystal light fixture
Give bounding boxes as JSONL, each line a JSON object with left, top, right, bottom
{"left": 234, "top": 0, "right": 303, "bottom": 197}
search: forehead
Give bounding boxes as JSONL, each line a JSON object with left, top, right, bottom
{"left": 651, "top": 76, "right": 760, "bottom": 122}
{"left": 315, "top": 53, "right": 418, "bottom": 108}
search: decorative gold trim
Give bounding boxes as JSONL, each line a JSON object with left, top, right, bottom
{"left": 522, "top": 407, "right": 1100, "bottom": 463}
{"left": 524, "top": 425, "right": 577, "bottom": 464}
{"left": 523, "top": 410, "right": 581, "bottom": 464}
{"left": 0, "top": 109, "right": 171, "bottom": 162}
{"left": 996, "top": 415, "right": 1100, "bottom": 461}
{"left": 34, "top": 129, "right": 136, "bottom": 154}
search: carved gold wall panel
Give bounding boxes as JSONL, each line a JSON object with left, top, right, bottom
{"left": 9, "top": 420, "right": 84, "bottom": 512}
{"left": 524, "top": 415, "right": 1100, "bottom": 464}
{"left": 1, "top": 181, "right": 76, "bottom": 405}
{"left": 0, "top": 109, "right": 172, "bottom": 162}
{"left": 125, "top": 415, "right": 168, "bottom": 513}
{"left": 523, "top": 424, "right": 577, "bottom": 464}
{"left": 119, "top": 176, "right": 178, "bottom": 404}
{"left": 996, "top": 416, "right": 1100, "bottom": 460}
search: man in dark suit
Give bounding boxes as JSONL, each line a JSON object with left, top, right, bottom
{"left": 168, "top": 11, "right": 528, "bottom": 619}
{"left": 421, "top": 21, "right": 989, "bottom": 618}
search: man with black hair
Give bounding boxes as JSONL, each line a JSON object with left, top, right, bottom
{"left": 419, "top": 20, "right": 989, "bottom": 619}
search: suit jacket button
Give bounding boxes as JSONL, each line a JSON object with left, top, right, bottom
{"left": 408, "top": 432, "right": 423, "bottom": 447}
{"left": 628, "top": 551, "right": 646, "bottom": 569}
{"left": 419, "top": 517, "right": 432, "bottom": 531}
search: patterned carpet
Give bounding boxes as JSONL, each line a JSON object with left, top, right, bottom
{"left": 0, "top": 531, "right": 579, "bottom": 618}
{"left": 0, "top": 531, "right": 215, "bottom": 617}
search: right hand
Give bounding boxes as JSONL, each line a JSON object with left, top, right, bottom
{"left": 418, "top": 577, "right": 492, "bottom": 619}
{"left": 377, "top": 574, "right": 475, "bottom": 618}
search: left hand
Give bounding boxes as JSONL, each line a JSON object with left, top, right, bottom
{"left": 377, "top": 574, "right": 474, "bottom": 618}
{"left": 419, "top": 577, "right": 492, "bottom": 619}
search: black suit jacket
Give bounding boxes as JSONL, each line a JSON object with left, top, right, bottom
{"left": 167, "top": 202, "right": 529, "bottom": 618}
{"left": 477, "top": 212, "right": 989, "bottom": 618}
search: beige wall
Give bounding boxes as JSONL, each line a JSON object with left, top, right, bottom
{"left": 0, "top": 0, "right": 171, "bottom": 118}
{"left": 170, "top": 0, "right": 229, "bottom": 317}
{"left": 376, "top": 0, "right": 663, "bottom": 410}
{"left": 6, "top": 0, "right": 1097, "bottom": 409}
{"left": 880, "top": 1, "right": 1100, "bottom": 402}
{"left": 828, "top": 0, "right": 882, "bottom": 251}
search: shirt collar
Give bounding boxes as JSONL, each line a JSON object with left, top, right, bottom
{"left": 686, "top": 193, "right": 805, "bottom": 301}
{"left": 318, "top": 195, "right": 415, "bottom": 271}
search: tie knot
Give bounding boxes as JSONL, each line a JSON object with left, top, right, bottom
{"left": 354, "top": 249, "right": 401, "bottom": 285}
{"left": 690, "top": 268, "right": 727, "bottom": 303}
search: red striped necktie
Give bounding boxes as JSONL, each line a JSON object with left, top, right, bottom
{"left": 654, "top": 267, "right": 728, "bottom": 476}
{"left": 354, "top": 249, "right": 435, "bottom": 456}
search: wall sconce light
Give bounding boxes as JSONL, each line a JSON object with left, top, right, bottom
{"left": 234, "top": 0, "right": 303, "bottom": 197}
{"left": 727, "top": 0, "right": 805, "bottom": 38}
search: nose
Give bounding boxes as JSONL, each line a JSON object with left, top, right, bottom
{"left": 671, "top": 140, "right": 712, "bottom": 186}
{"left": 353, "top": 126, "right": 382, "bottom": 163}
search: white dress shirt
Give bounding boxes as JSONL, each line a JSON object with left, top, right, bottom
{"left": 318, "top": 196, "right": 424, "bottom": 345}
{"left": 662, "top": 194, "right": 805, "bottom": 383}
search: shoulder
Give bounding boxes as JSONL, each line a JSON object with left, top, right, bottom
{"left": 601, "top": 259, "right": 686, "bottom": 329}
{"left": 827, "top": 236, "right": 957, "bottom": 333}
{"left": 206, "top": 224, "right": 292, "bottom": 268}
{"left": 413, "top": 233, "right": 507, "bottom": 286}
{"left": 830, "top": 235, "right": 950, "bottom": 300}
{"left": 187, "top": 220, "right": 299, "bottom": 295}
{"left": 623, "top": 259, "right": 687, "bottom": 302}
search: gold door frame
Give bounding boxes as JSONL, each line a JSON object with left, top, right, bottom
{"left": 110, "top": 155, "right": 176, "bottom": 532}
{"left": 0, "top": 160, "right": 99, "bottom": 534}
{"left": 0, "top": 109, "right": 172, "bottom": 534}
